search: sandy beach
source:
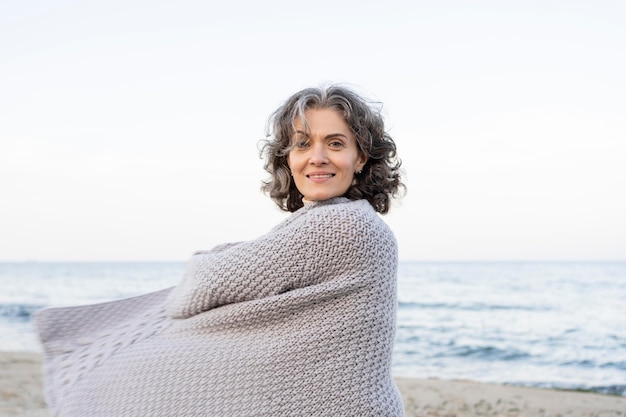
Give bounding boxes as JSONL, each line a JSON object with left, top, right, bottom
{"left": 1, "top": 351, "right": 624, "bottom": 417}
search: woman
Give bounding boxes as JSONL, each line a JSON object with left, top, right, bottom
{"left": 36, "top": 85, "right": 405, "bottom": 416}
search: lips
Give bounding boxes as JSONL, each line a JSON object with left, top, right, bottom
{"left": 306, "top": 172, "right": 335, "bottom": 180}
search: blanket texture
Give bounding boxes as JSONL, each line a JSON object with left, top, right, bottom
{"left": 35, "top": 197, "right": 404, "bottom": 416}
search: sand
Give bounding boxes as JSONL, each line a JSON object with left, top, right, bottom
{"left": 1, "top": 351, "right": 624, "bottom": 417}
{"left": 0, "top": 352, "right": 47, "bottom": 417}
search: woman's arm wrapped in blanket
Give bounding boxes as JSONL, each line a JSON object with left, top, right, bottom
{"left": 165, "top": 199, "right": 394, "bottom": 319}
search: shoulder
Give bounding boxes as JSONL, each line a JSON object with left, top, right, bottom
{"left": 307, "top": 198, "right": 396, "bottom": 250}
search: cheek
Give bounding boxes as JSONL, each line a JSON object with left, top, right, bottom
{"left": 345, "top": 155, "right": 362, "bottom": 172}
{"left": 287, "top": 153, "right": 304, "bottom": 171}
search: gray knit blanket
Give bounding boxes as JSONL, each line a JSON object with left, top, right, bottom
{"left": 35, "top": 197, "right": 404, "bottom": 416}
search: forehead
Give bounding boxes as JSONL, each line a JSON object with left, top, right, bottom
{"left": 293, "top": 107, "right": 350, "bottom": 132}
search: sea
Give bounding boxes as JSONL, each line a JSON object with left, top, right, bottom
{"left": 1, "top": 261, "right": 624, "bottom": 396}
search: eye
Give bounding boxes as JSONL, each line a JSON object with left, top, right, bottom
{"left": 295, "top": 140, "right": 310, "bottom": 148}
{"left": 329, "top": 140, "right": 344, "bottom": 148}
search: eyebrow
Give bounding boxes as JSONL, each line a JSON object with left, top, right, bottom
{"left": 294, "top": 130, "right": 349, "bottom": 140}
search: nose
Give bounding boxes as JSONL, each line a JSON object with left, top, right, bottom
{"left": 309, "top": 142, "right": 328, "bottom": 165}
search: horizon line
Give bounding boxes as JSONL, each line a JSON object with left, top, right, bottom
{"left": 1, "top": 259, "right": 625, "bottom": 264}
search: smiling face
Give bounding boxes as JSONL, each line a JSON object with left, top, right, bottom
{"left": 287, "top": 108, "right": 367, "bottom": 202}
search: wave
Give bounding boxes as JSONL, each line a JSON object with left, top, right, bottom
{"left": 431, "top": 344, "right": 532, "bottom": 361}
{"left": 600, "top": 361, "right": 626, "bottom": 371}
{"left": 525, "top": 382, "right": 626, "bottom": 397}
{"left": 559, "top": 359, "right": 626, "bottom": 371}
{"left": 398, "top": 300, "right": 549, "bottom": 312}
{"left": 590, "top": 385, "right": 626, "bottom": 396}
{"left": 0, "top": 303, "right": 45, "bottom": 321}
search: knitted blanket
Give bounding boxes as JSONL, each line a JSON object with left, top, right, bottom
{"left": 35, "top": 197, "right": 404, "bottom": 416}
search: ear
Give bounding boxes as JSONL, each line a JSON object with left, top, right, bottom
{"left": 356, "top": 154, "right": 368, "bottom": 172}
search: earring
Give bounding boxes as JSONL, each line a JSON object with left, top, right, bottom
{"left": 356, "top": 169, "right": 362, "bottom": 175}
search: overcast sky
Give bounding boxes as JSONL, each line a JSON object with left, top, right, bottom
{"left": 1, "top": 0, "right": 625, "bottom": 261}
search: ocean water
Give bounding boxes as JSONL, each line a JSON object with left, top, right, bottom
{"left": 1, "top": 261, "right": 624, "bottom": 396}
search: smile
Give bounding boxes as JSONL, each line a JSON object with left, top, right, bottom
{"left": 307, "top": 173, "right": 335, "bottom": 179}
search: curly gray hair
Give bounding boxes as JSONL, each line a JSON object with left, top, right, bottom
{"left": 261, "top": 85, "right": 404, "bottom": 214}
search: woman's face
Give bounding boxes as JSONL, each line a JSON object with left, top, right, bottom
{"left": 288, "top": 108, "right": 367, "bottom": 202}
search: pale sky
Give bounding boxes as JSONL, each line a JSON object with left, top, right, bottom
{"left": 1, "top": 0, "right": 625, "bottom": 261}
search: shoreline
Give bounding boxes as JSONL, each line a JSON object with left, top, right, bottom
{"left": 2, "top": 351, "right": 625, "bottom": 417}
